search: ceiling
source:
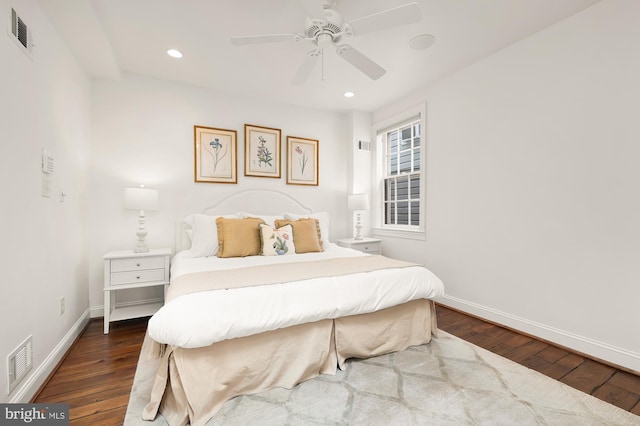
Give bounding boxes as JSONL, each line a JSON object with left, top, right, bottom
{"left": 38, "top": 0, "right": 600, "bottom": 112}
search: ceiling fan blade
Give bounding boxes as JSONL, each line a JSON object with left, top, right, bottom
{"left": 299, "top": 0, "right": 329, "bottom": 18}
{"left": 230, "top": 34, "right": 296, "bottom": 46}
{"left": 349, "top": 2, "right": 421, "bottom": 36}
{"left": 292, "top": 51, "right": 320, "bottom": 86}
{"left": 336, "top": 44, "right": 386, "bottom": 80}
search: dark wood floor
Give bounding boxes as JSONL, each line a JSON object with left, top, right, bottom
{"left": 437, "top": 305, "right": 640, "bottom": 416}
{"left": 33, "top": 318, "right": 147, "bottom": 425}
{"left": 33, "top": 306, "right": 640, "bottom": 424}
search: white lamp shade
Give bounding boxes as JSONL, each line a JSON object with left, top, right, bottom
{"left": 348, "top": 193, "right": 369, "bottom": 211}
{"left": 124, "top": 187, "right": 158, "bottom": 211}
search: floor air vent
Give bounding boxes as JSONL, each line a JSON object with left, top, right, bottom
{"left": 7, "top": 335, "right": 33, "bottom": 395}
{"left": 8, "top": 7, "right": 34, "bottom": 59}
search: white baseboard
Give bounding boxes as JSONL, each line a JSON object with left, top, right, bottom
{"left": 90, "top": 305, "right": 103, "bottom": 318}
{"left": 438, "top": 295, "right": 640, "bottom": 374}
{"left": 10, "top": 309, "right": 90, "bottom": 403}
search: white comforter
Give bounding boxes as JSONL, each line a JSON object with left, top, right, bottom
{"left": 148, "top": 244, "right": 444, "bottom": 348}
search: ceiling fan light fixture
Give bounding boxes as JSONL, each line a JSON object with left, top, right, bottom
{"left": 408, "top": 34, "right": 435, "bottom": 51}
{"left": 316, "top": 33, "right": 333, "bottom": 48}
{"left": 344, "top": 91, "right": 355, "bottom": 98}
{"left": 167, "top": 49, "right": 183, "bottom": 58}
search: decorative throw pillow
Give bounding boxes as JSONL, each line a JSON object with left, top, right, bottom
{"left": 260, "top": 224, "right": 296, "bottom": 256}
{"left": 274, "top": 218, "right": 323, "bottom": 253}
{"left": 216, "top": 217, "right": 265, "bottom": 258}
{"left": 284, "top": 212, "right": 331, "bottom": 246}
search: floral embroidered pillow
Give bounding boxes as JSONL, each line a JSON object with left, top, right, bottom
{"left": 260, "top": 224, "right": 296, "bottom": 256}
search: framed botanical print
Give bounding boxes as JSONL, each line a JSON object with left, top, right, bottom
{"left": 194, "top": 125, "right": 237, "bottom": 184}
{"left": 244, "top": 124, "right": 281, "bottom": 178}
{"left": 287, "top": 136, "right": 319, "bottom": 186}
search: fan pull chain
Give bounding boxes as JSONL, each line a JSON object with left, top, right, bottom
{"left": 321, "top": 48, "right": 324, "bottom": 82}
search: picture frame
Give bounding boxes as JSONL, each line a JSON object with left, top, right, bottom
{"left": 244, "top": 124, "right": 281, "bottom": 178}
{"left": 286, "top": 136, "right": 319, "bottom": 186}
{"left": 194, "top": 125, "right": 237, "bottom": 184}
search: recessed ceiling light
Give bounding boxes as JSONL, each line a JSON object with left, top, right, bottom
{"left": 408, "top": 34, "right": 436, "bottom": 51}
{"left": 167, "top": 49, "right": 183, "bottom": 58}
{"left": 344, "top": 91, "right": 355, "bottom": 98}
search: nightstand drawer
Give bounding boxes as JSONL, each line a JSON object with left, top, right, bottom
{"left": 337, "top": 238, "right": 382, "bottom": 255}
{"left": 358, "top": 244, "right": 380, "bottom": 254}
{"left": 110, "top": 268, "right": 166, "bottom": 286}
{"left": 111, "top": 256, "right": 165, "bottom": 272}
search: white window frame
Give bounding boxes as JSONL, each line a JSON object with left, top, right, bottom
{"left": 371, "top": 104, "right": 426, "bottom": 240}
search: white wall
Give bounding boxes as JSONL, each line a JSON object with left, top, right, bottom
{"left": 88, "top": 74, "right": 350, "bottom": 313}
{"left": 372, "top": 0, "right": 640, "bottom": 372}
{"left": 0, "top": 0, "right": 91, "bottom": 402}
{"left": 345, "top": 111, "right": 373, "bottom": 238}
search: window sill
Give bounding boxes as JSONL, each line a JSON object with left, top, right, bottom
{"left": 371, "top": 227, "right": 426, "bottom": 241}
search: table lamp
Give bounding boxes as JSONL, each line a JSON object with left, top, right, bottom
{"left": 348, "top": 193, "right": 369, "bottom": 240}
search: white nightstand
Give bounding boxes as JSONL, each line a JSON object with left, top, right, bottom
{"left": 103, "top": 248, "right": 171, "bottom": 334}
{"left": 337, "top": 237, "right": 382, "bottom": 255}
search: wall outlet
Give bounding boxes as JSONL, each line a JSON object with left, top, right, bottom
{"left": 59, "top": 296, "right": 65, "bottom": 316}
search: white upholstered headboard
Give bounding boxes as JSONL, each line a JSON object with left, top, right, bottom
{"left": 175, "top": 189, "right": 314, "bottom": 253}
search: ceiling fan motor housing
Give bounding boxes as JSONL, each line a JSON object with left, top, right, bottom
{"left": 319, "top": 0, "right": 338, "bottom": 10}
{"left": 304, "top": 9, "right": 347, "bottom": 45}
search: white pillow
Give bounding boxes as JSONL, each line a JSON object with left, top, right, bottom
{"left": 236, "top": 212, "right": 283, "bottom": 228}
{"left": 283, "top": 211, "right": 330, "bottom": 245}
{"left": 183, "top": 214, "right": 235, "bottom": 257}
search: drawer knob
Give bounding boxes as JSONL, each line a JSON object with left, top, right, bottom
{"left": 136, "top": 276, "right": 141, "bottom": 279}
{"left": 136, "top": 263, "right": 141, "bottom": 267}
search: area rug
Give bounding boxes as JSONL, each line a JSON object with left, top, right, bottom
{"left": 124, "top": 331, "right": 639, "bottom": 425}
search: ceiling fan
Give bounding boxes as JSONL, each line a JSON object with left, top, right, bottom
{"left": 230, "top": 0, "right": 422, "bottom": 85}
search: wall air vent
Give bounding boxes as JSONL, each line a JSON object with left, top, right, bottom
{"left": 357, "top": 140, "right": 372, "bottom": 151}
{"left": 7, "top": 335, "right": 33, "bottom": 395}
{"left": 8, "top": 7, "right": 34, "bottom": 59}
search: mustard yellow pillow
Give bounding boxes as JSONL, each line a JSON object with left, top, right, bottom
{"left": 216, "top": 217, "right": 265, "bottom": 258}
{"left": 274, "top": 218, "right": 323, "bottom": 253}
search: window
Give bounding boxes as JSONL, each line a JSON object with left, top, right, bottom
{"left": 377, "top": 116, "right": 423, "bottom": 233}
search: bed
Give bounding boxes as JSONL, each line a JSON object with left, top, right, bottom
{"left": 142, "top": 190, "right": 444, "bottom": 426}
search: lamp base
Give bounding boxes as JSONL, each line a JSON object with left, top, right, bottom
{"left": 133, "top": 211, "right": 150, "bottom": 253}
{"left": 354, "top": 212, "right": 363, "bottom": 240}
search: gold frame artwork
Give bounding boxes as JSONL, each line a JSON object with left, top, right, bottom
{"left": 194, "top": 125, "right": 238, "bottom": 184}
{"left": 244, "top": 124, "right": 281, "bottom": 178}
{"left": 286, "top": 136, "right": 319, "bottom": 186}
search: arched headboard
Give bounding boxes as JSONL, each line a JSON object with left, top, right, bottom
{"left": 176, "top": 189, "right": 314, "bottom": 253}
{"left": 202, "top": 189, "right": 313, "bottom": 216}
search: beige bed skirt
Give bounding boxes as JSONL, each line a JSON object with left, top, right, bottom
{"left": 143, "top": 299, "right": 437, "bottom": 426}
